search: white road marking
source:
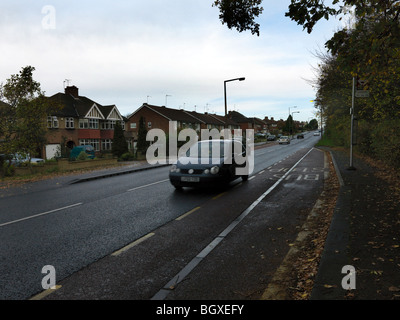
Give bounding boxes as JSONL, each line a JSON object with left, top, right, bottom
{"left": 127, "top": 179, "right": 169, "bottom": 192}
{"left": 0, "top": 203, "right": 83, "bottom": 228}
{"left": 151, "top": 147, "right": 315, "bottom": 300}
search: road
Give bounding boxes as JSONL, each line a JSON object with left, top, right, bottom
{"left": 0, "top": 132, "right": 323, "bottom": 300}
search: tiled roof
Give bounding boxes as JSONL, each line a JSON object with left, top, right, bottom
{"left": 46, "top": 91, "right": 122, "bottom": 120}
{"left": 146, "top": 104, "right": 202, "bottom": 123}
{"left": 183, "top": 111, "right": 223, "bottom": 125}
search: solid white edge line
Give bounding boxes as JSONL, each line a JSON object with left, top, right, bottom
{"left": 151, "top": 147, "right": 315, "bottom": 300}
{"left": 0, "top": 203, "right": 83, "bottom": 228}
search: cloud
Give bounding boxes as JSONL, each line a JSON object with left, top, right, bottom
{"left": 0, "top": 0, "right": 341, "bottom": 122}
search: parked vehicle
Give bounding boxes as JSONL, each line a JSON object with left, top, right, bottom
{"left": 69, "top": 145, "right": 95, "bottom": 160}
{"left": 169, "top": 139, "right": 249, "bottom": 189}
{"left": 3, "top": 153, "right": 45, "bottom": 166}
{"left": 278, "top": 136, "right": 290, "bottom": 144}
{"left": 267, "top": 135, "right": 276, "bottom": 141}
{"left": 297, "top": 133, "right": 304, "bottom": 139}
{"left": 313, "top": 131, "right": 320, "bottom": 136}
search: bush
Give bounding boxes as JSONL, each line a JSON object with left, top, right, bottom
{"left": 2, "top": 162, "right": 15, "bottom": 177}
{"left": 76, "top": 151, "right": 89, "bottom": 161}
{"left": 370, "top": 119, "right": 400, "bottom": 168}
{"left": 119, "top": 152, "right": 135, "bottom": 161}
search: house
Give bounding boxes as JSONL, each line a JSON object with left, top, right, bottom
{"left": 44, "top": 85, "right": 125, "bottom": 159}
{"left": 125, "top": 104, "right": 242, "bottom": 150}
{"left": 125, "top": 104, "right": 203, "bottom": 144}
{"left": 227, "top": 111, "right": 255, "bottom": 131}
{"left": 248, "top": 117, "right": 268, "bottom": 134}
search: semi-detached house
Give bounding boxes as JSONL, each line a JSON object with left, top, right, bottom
{"left": 44, "top": 85, "right": 125, "bottom": 159}
{"left": 125, "top": 103, "right": 241, "bottom": 149}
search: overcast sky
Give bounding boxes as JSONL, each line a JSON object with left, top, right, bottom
{"left": 0, "top": 0, "right": 343, "bottom": 122}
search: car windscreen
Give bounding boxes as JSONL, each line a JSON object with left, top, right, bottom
{"left": 186, "top": 141, "right": 233, "bottom": 159}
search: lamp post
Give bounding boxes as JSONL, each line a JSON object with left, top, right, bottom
{"left": 224, "top": 77, "right": 245, "bottom": 116}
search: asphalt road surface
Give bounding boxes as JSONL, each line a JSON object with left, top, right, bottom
{"left": 0, "top": 132, "right": 323, "bottom": 300}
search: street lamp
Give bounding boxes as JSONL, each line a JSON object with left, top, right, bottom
{"left": 224, "top": 77, "right": 245, "bottom": 116}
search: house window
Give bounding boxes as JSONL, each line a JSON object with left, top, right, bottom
{"left": 130, "top": 123, "right": 136, "bottom": 129}
{"left": 79, "top": 139, "right": 100, "bottom": 151}
{"left": 79, "top": 119, "right": 89, "bottom": 129}
{"left": 101, "top": 139, "right": 113, "bottom": 151}
{"left": 65, "top": 117, "right": 74, "bottom": 129}
{"left": 101, "top": 120, "right": 116, "bottom": 130}
{"left": 148, "top": 122, "right": 152, "bottom": 128}
{"left": 89, "top": 119, "right": 99, "bottom": 129}
{"left": 47, "top": 116, "right": 59, "bottom": 128}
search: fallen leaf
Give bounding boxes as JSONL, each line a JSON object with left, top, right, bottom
{"left": 389, "top": 286, "right": 400, "bottom": 292}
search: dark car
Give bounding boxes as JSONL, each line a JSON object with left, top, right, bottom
{"left": 297, "top": 133, "right": 304, "bottom": 139}
{"left": 169, "top": 139, "right": 249, "bottom": 189}
{"left": 267, "top": 135, "right": 276, "bottom": 141}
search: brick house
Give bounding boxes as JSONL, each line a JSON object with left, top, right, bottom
{"left": 227, "top": 110, "right": 255, "bottom": 131}
{"left": 125, "top": 103, "right": 241, "bottom": 150}
{"left": 44, "top": 85, "right": 124, "bottom": 159}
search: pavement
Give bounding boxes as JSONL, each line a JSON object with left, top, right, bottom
{"left": 311, "top": 147, "right": 400, "bottom": 300}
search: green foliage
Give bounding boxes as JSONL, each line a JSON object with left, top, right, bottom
{"left": 112, "top": 121, "right": 128, "bottom": 157}
{"left": 370, "top": 119, "right": 400, "bottom": 167}
{"left": 0, "top": 66, "right": 53, "bottom": 164}
{"left": 119, "top": 152, "right": 135, "bottom": 161}
{"left": 136, "top": 116, "right": 149, "bottom": 154}
{"left": 306, "top": 119, "right": 319, "bottom": 130}
{"left": 213, "top": 0, "right": 263, "bottom": 35}
{"left": 76, "top": 151, "right": 89, "bottom": 161}
{"left": 2, "top": 162, "right": 15, "bottom": 177}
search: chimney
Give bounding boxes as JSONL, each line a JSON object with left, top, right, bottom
{"left": 65, "top": 85, "right": 79, "bottom": 98}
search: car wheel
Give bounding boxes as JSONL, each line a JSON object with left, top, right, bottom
{"left": 242, "top": 175, "right": 248, "bottom": 181}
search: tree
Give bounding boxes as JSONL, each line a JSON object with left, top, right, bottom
{"left": 213, "top": 0, "right": 264, "bottom": 35}
{"left": 112, "top": 121, "right": 128, "bottom": 157}
{"left": 0, "top": 66, "right": 52, "bottom": 168}
{"left": 282, "top": 115, "right": 294, "bottom": 135}
{"left": 136, "top": 116, "right": 149, "bottom": 155}
{"left": 307, "top": 119, "right": 319, "bottom": 130}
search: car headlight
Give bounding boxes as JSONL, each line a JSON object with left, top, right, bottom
{"left": 210, "top": 166, "right": 220, "bottom": 174}
{"left": 203, "top": 168, "right": 210, "bottom": 174}
{"left": 170, "top": 165, "right": 180, "bottom": 173}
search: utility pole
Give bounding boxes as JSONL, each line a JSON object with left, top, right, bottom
{"left": 348, "top": 77, "right": 356, "bottom": 170}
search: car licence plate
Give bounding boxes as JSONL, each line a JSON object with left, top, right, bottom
{"left": 181, "top": 176, "right": 200, "bottom": 182}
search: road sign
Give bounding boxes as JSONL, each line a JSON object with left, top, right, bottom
{"left": 355, "top": 90, "right": 369, "bottom": 98}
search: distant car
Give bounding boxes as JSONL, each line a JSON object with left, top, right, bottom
{"left": 297, "top": 134, "right": 304, "bottom": 139}
{"left": 313, "top": 132, "right": 320, "bottom": 136}
{"left": 267, "top": 135, "right": 276, "bottom": 141}
{"left": 278, "top": 136, "right": 290, "bottom": 144}
{"left": 169, "top": 139, "right": 249, "bottom": 189}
